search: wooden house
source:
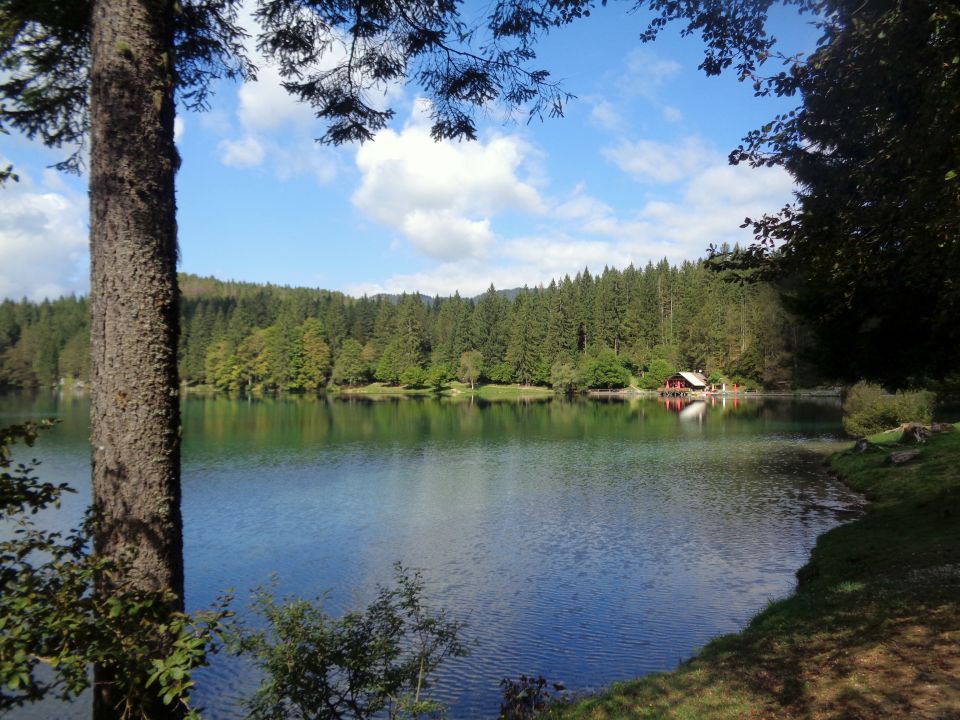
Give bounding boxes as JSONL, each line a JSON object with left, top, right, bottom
{"left": 663, "top": 371, "right": 708, "bottom": 394}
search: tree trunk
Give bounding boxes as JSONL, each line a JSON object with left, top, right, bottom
{"left": 89, "top": 0, "right": 182, "bottom": 716}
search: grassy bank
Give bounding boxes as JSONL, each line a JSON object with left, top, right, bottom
{"left": 334, "top": 381, "right": 555, "bottom": 399}
{"left": 552, "top": 425, "right": 960, "bottom": 720}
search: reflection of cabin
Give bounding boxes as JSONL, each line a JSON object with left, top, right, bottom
{"left": 662, "top": 371, "right": 708, "bottom": 396}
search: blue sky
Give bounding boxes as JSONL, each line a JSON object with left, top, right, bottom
{"left": 0, "top": 3, "right": 819, "bottom": 300}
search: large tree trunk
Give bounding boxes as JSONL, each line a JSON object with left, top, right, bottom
{"left": 89, "top": 0, "right": 182, "bottom": 716}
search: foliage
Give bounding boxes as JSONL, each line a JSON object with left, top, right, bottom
{"left": 499, "top": 675, "right": 566, "bottom": 720}
{"left": 638, "top": 359, "right": 675, "bottom": 390}
{"left": 582, "top": 350, "right": 630, "bottom": 389}
{"left": 425, "top": 363, "right": 454, "bottom": 392}
{"left": 332, "top": 339, "right": 370, "bottom": 387}
{"left": 0, "top": 422, "right": 230, "bottom": 718}
{"left": 487, "top": 362, "right": 516, "bottom": 385}
{"left": 842, "top": 382, "right": 935, "bottom": 438}
{"left": 691, "top": 0, "right": 960, "bottom": 386}
{"left": 229, "top": 564, "right": 467, "bottom": 720}
{"left": 549, "top": 361, "right": 582, "bottom": 395}
{"left": 4, "top": 262, "right": 824, "bottom": 393}
{"left": 375, "top": 342, "right": 405, "bottom": 385}
{"left": 292, "top": 318, "right": 332, "bottom": 391}
{"left": 458, "top": 351, "right": 483, "bottom": 390}
{"left": 400, "top": 364, "right": 427, "bottom": 389}
{"left": 0, "top": 0, "right": 252, "bottom": 172}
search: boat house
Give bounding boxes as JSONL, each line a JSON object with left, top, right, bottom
{"left": 663, "top": 371, "right": 708, "bottom": 393}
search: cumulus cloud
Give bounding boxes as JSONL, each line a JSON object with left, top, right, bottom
{"left": 219, "top": 135, "right": 266, "bottom": 168}
{"left": 638, "top": 163, "right": 794, "bottom": 251}
{"left": 352, "top": 101, "right": 545, "bottom": 261}
{"left": 0, "top": 165, "right": 88, "bottom": 300}
{"left": 401, "top": 211, "right": 494, "bottom": 260}
{"left": 214, "top": 8, "right": 349, "bottom": 183}
{"left": 346, "top": 140, "right": 795, "bottom": 298}
{"left": 236, "top": 64, "right": 315, "bottom": 133}
{"left": 603, "top": 136, "right": 719, "bottom": 184}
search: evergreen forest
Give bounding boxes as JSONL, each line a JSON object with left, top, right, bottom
{"left": 0, "top": 256, "right": 825, "bottom": 393}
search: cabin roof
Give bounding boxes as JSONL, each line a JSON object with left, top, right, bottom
{"left": 672, "top": 371, "right": 708, "bottom": 387}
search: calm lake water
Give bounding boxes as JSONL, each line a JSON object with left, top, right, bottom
{"left": 2, "top": 392, "right": 861, "bottom": 719}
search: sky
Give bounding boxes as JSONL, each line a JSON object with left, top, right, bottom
{"left": 0, "top": 3, "right": 821, "bottom": 301}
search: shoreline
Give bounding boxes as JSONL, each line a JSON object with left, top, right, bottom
{"left": 550, "top": 424, "right": 960, "bottom": 719}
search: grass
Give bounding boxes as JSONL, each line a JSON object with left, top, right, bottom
{"left": 332, "top": 381, "right": 558, "bottom": 400}
{"left": 334, "top": 382, "right": 434, "bottom": 396}
{"left": 549, "top": 424, "right": 960, "bottom": 720}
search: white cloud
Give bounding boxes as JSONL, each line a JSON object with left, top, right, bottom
{"left": 174, "top": 116, "right": 185, "bottom": 142}
{"left": 593, "top": 48, "right": 685, "bottom": 126}
{"left": 219, "top": 135, "right": 266, "bottom": 167}
{"left": 502, "top": 235, "right": 626, "bottom": 273}
{"left": 588, "top": 99, "right": 625, "bottom": 133}
{"left": 662, "top": 106, "right": 683, "bottom": 123}
{"left": 345, "top": 149, "right": 795, "bottom": 298}
{"left": 352, "top": 101, "right": 546, "bottom": 261}
{"left": 272, "top": 142, "right": 338, "bottom": 184}
{"left": 620, "top": 49, "right": 682, "bottom": 100}
{"left": 554, "top": 185, "right": 614, "bottom": 222}
{"left": 603, "top": 136, "right": 719, "bottom": 184}
{"left": 346, "top": 260, "right": 550, "bottom": 298}
{"left": 236, "top": 64, "right": 315, "bottom": 133}
{"left": 212, "top": 6, "right": 347, "bottom": 184}
{"left": 401, "top": 211, "right": 494, "bottom": 261}
{"left": 0, "top": 166, "right": 88, "bottom": 300}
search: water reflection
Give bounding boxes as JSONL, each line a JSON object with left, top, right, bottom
{"left": 1, "top": 392, "right": 856, "bottom": 719}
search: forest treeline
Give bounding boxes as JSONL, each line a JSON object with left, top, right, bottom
{"left": 0, "top": 257, "right": 828, "bottom": 392}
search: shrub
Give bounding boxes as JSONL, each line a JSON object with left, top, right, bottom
{"left": 842, "top": 381, "right": 935, "bottom": 437}
{"left": 500, "top": 675, "right": 566, "bottom": 720}
{"left": 583, "top": 350, "right": 631, "bottom": 389}
{"left": 0, "top": 422, "right": 228, "bottom": 718}
{"left": 230, "top": 565, "right": 467, "bottom": 720}
{"left": 425, "top": 363, "right": 454, "bottom": 392}
{"left": 487, "top": 362, "right": 515, "bottom": 384}
{"left": 549, "top": 361, "right": 583, "bottom": 394}
{"left": 399, "top": 365, "right": 426, "bottom": 388}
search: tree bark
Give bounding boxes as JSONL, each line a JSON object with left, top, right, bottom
{"left": 89, "top": 0, "right": 182, "bottom": 716}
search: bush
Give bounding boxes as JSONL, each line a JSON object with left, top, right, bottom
{"left": 549, "top": 361, "right": 583, "bottom": 394}
{"left": 425, "top": 363, "right": 454, "bottom": 392}
{"left": 0, "top": 422, "right": 228, "bottom": 718}
{"left": 639, "top": 358, "right": 674, "bottom": 390}
{"left": 230, "top": 565, "right": 467, "bottom": 720}
{"left": 399, "top": 365, "right": 426, "bottom": 388}
{"left": 486, "top": 362, "right": 515, "bottom": 384}
{"left": 583, "top": 350, "right": 631, "bottom": 389}
{"left": 842, "top": 381, "right": 935, "bottom": 437}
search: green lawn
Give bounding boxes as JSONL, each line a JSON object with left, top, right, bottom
{"left": 550, "top": 424, "right": 960, "bottom": 720}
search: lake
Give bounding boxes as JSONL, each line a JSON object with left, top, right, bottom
{"left": 1, "top": 391, "right": 861, "bottom": 718}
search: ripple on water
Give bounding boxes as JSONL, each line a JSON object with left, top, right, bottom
{"left": 1, "top": 395, "right": 857, "bottom": 720}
